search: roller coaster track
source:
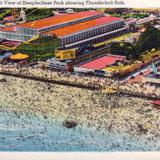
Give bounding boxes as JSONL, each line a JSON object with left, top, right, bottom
{"left": 0, "top": 35, "right": 39, "bottom": 51}
{"left": 23, "top": 35, "right": 39, "bottom": 44}
{"left": 0, "top": 44, "right": 17, "bottom": 51}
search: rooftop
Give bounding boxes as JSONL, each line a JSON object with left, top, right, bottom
{"left": 43, "top": 16, "right": 122, "bottom": 37}
{"left": 17, "top": 11, "right": 102, "bottom": 29}
{"left": 151, "top": 100, "right": 160, "bottom": 106}
{"left": 3, "top": 16, "right": 14, "bottom": 21}
{"left": 0, "top": 26, "right": 16, "bottom": 32}
{"left": 79, "top": 55, "right": 125, "bottom": 70}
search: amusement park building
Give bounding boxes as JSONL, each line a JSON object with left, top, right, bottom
{"left": 43, "top": 15, "right": 128, "bottom": 49}
{"left": 0, "top": 11, "right": 103, "bottom": 42}
{"left": 0, "top": 10, "right": 128, "bottom": 48}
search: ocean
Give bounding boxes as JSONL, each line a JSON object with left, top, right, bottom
{"left": 0, "top": 109, "right": 156, "bottom": 151}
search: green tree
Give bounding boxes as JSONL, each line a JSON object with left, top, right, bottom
{"left": 136, "top": 26, "right": 160, "bottom": 56}
{"left": 14, "top": 37, "right": 61, "bottom": 62}
{"left": 110, "top": 42, "right": 137, "bottom": 60}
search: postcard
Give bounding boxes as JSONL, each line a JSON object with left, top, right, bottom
{"left": 0, "top": 1, "right": 160, "bottom": 159}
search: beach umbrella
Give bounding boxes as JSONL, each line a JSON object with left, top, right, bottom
{"left": 10, "top": 53, "right": 29, "bottom": 60}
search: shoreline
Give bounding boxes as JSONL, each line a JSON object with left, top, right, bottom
{"left": 0, "top": 107, "right": 158, "bottom": 151}
{"left": 0, "top": 75, "right": 160, "bottom": 150}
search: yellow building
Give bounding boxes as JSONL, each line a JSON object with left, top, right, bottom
{"left": 55, "top": 49, "right": 76, "bottom": 60}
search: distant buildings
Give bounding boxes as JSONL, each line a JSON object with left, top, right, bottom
{"left": 131, "top": 8, "right": 160, "bottom": 16}
{"left": 105, "top": 8, "right": 160, "bottom": 16}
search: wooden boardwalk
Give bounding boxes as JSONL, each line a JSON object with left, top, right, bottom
{"left": 0, "top": 71, "right": 100, "bottom": 91}
{"left": 0, "top": 71, "right": 159, "bottom": 101}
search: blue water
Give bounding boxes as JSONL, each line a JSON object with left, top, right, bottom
{"left": 0, "top": 110, "right": 157, "bottom": 151}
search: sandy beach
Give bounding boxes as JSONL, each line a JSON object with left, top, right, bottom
{"left": 0, "top": 74, "right": 160, "bottom": 151}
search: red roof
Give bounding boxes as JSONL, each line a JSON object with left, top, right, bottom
{"left": 18, "top": 11, "right": 102, "bottom": 29}
{"left": 157, "top": 66, "right": 160, "bottom": 71}
{"left": 3, "top": 16, "right": 13, "bottom": 21}
{"left": 143, "top": 68, "right": 152, "bottom": 75}
{"left": 128, "top": 75, "right": 143, "bottom": 84}
{"left": 0, "top": 26, "right": 16, "bottom": 32}
{"left": 151, "top": 100, "right": 160, "bottom": 105}
{"left": 1, "top": 40, "right": 20, "bottom": 46}
{"left": 79, "top": 55, "right": 124, "bottom": 70}
{"left": 43, "top": 16, "right": 121, "bottom": 37}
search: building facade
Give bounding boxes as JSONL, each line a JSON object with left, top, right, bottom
{"left": 0, "top": 11, "right": 129, "bottom": 48}
{"left": 60, "top": 19, "right": 127, "bottom": 48}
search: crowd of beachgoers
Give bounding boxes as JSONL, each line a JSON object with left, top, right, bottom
{"left": 0, "top": 63, "right": 160, "bottom": 99}
{"left": 0, "top": 74, "right": 160, "bottom": 151}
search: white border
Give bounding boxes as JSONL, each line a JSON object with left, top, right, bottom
{"left": 0, "top": 152, "right": 160, "bottom": 160}
{"left": 0, "top": 2, "right": 160, "bottom": 159}
{"left": 0, "top": 0, "right": 160, "bottom": 8}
